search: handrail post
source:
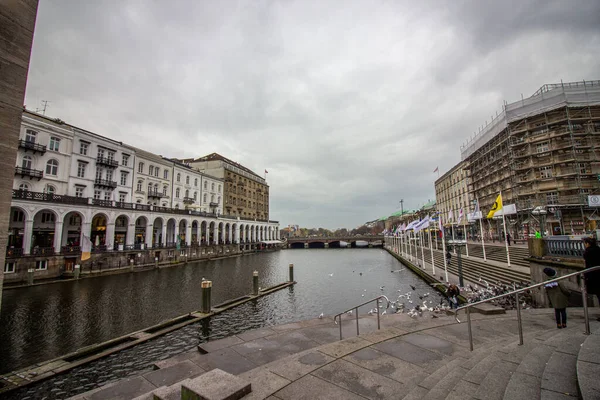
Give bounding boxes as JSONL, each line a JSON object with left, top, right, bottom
{"left": 581, "top": 277, "right": 591, "bottom": 335}
{"left": 339, "top": 316, "right": 342, "bottom": 340}
{"left": 466, "top": 307, "right": 473, "bottom": 351}
{"left": 355, "top": 307, "right": 359, "bottom": 336}
{"left": 376, "top": 299, "right": 381, "bottom": 330}
{"left": 515, "top": 292, "right": 523, "bottom": 345}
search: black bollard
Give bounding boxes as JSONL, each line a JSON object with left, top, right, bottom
{"left": 253, "top": 270, "right": 259, "bottom": 295}
{"left": 289, "top": 263, "right": 294, "bottom": 282}
{"left": 201, "top": 280, "right": 212, "bottom": 314}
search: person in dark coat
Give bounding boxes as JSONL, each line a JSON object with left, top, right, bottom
{"left": 543, "top": 267, "right": 570, "bottom": 328}
{"left": 582, "top": 237, "right": 600, "bottom": 321}
{"left": 446, "top": 284, "right": 460, "bottom": 309}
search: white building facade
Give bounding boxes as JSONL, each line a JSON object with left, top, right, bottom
{"left": 132, "top": 148, "right": 174, "bottom": 208}
{"left": 7, "top": 111, "right": 279, "bottom": 268}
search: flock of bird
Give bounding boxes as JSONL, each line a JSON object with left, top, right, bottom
{"left": 322, "top": 269, "right": 534, "bottom": 322}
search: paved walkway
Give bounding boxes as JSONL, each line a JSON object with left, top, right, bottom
{"left": 72, "top": 308, "right": 600, "bottom": 399}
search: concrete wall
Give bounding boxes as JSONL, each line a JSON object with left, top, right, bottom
{"left": 0, "top": 0, "right": 39, "bottom": 311}
{"left": 529, "top": 259, "right": 598, "bottom": 308}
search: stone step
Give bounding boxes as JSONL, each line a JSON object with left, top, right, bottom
{"left": 182, "top": 368, "right": 251, "bottom": 400}
{"left": 576, "top": 325, "right": 600, "bottom": 400}
{"left": 534, "top": 328, "right": 589, "bottom": 399}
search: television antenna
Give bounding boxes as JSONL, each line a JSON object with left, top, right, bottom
{"left": 36, "top": 100, "right": 50, "bottom": 115}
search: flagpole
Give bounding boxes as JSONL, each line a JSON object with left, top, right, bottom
{"left": 500, "top": 190, "right": 511, "bottom": 267}
{"left": 477, "top": 197, "right": 487, "bottom": 261}
{"left": 464, "top": 218, "right": 469, "bottom": 258}
{"left": 420, "top": 229, "right": 425, "bottom": 269}
{"left": 441, "top": 217, "right": 449, "bottom": 282}
{"left": 452, "top": 210, "right": 456, "bottom": 254}
{"left": 400, "top": 229, "right": 404, "bottom": 257}
{"left": 408, "top": 229, "right": 413, "bottom": 261}
{"left": 428, "top": 220, "right": 435, "bottom": 275}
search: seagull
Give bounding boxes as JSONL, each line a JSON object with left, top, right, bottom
{"left": 202, "top": 277, "right": 206, "bottom": 281}
{"left": 410, "top": 285, "right": 416, "bottom": 291}
{"left": 318, "top": 313, "right": 324, "bottom": 319}
{"left": 329, "top": 273, "right": 334, "bottom": 277}
{"left": 380, "top": 286, "right": 385, "bottom": 291}
{"left": 346, "top": 310, "right": 353, "bottom": 315}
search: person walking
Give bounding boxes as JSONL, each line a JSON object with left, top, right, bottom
{"left": 543, "top": 268, "right": 570, "bottom": 328}
{"left": 446, "top": 283, "right": 460, "bottom": 309}
{"left": 582, "top": 237, "right": 600, "bottom": 321}
{"left": 506, "top": 232, "right": 511, "bottom": 246}
{"left": 445, "top": 250, "right": 452, "bottom": 266}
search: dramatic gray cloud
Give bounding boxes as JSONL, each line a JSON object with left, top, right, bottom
{"left": 25, "top": 0, "right": 600, "bottom": 229}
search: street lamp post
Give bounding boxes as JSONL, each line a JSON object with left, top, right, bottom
{"left": 448, "top": 239, "right": 466, "bottom": 287}
{"left": 532, "top": 207, "right": 548, "bottom": 238}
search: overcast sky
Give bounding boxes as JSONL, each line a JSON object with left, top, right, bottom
{"left": 25, "top": 0, "right": 600, "bottom": 230}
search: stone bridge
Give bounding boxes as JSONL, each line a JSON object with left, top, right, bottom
{"left": 285, "top": 235, "right": 384, "bottom": 249}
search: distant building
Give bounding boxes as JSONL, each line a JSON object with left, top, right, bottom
{"left": 434, "top": 160, "right": 472, "bottom": 226}
{"left": 179, "top": 153, "right": 270, "bottom": 221}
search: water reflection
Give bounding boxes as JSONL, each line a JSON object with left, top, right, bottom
{"left": 1, "top": 249, "right": 444, "bottom": 379}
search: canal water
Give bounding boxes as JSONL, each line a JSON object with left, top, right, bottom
{"left": 0, "top": 249, "right": 444, "bottom": 399}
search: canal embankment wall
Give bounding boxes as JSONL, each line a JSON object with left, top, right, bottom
{"left": 3, "top": 244, "right": 279, "bottom": 289}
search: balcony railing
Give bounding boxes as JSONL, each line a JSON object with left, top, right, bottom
{"left": 92, "top": 199, "right": 113, "bottom": 207}
{"left": 183, "top": 197, "right": 194, "bottom": 204}
{"left": 96, "top": 156, "right": 119, "bottom": 168}
{"left": 12, "top": 190, "right": 271, "bottom": 223}
{"left": 92, "top": 245, "right": 108, "bottom": 253}
{"left": 15, "top": 167, "right": 43, "bottom": 179}
{"left": 148, "top": 191, "right": 165, "bottom": 199}
{"left": 61, "top": 246, "right": 81, "bottom": 254}
{"left": 31, "top": 247, "right": 55, "bottom": 256}
{"left": 6, "top": 247, "right": 23, "bottom": 257}
{"left": 94, "top": 179, "right": 117, "bottom": 189}
{"left": 18, "top": 139, "right": 46, "bottom": 154}
{"left": 13, "top": 189, "right": 89, "bottom": 205}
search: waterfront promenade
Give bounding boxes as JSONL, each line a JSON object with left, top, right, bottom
{"left": 390, "top": 240, "right": 531, "bottom": 287}
{"left": 71, "top": 309, "right": 600, "bottom": 399}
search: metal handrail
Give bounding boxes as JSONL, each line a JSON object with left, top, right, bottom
{"left": 333, "top": 295, "right": 389, "bottom": 340}
{"left": 455, "top": 265, "right": 600, "bottom": 351}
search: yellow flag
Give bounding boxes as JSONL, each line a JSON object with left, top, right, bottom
{"left": 487, "top": 193, "right": 503, "bottom": 219}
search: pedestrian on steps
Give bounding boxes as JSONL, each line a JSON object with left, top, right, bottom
{"left": 582, "top": 237, "right": 600, "bottom": 321}
{"left": 446, "top": 284, "right": 460, "bottom": 309}
{"left": 543, "top": 267, "right": 570, "bottom": 329}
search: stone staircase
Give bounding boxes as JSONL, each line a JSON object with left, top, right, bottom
{"left": 71, "top": 309, "right": 600, "bottom": 399}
